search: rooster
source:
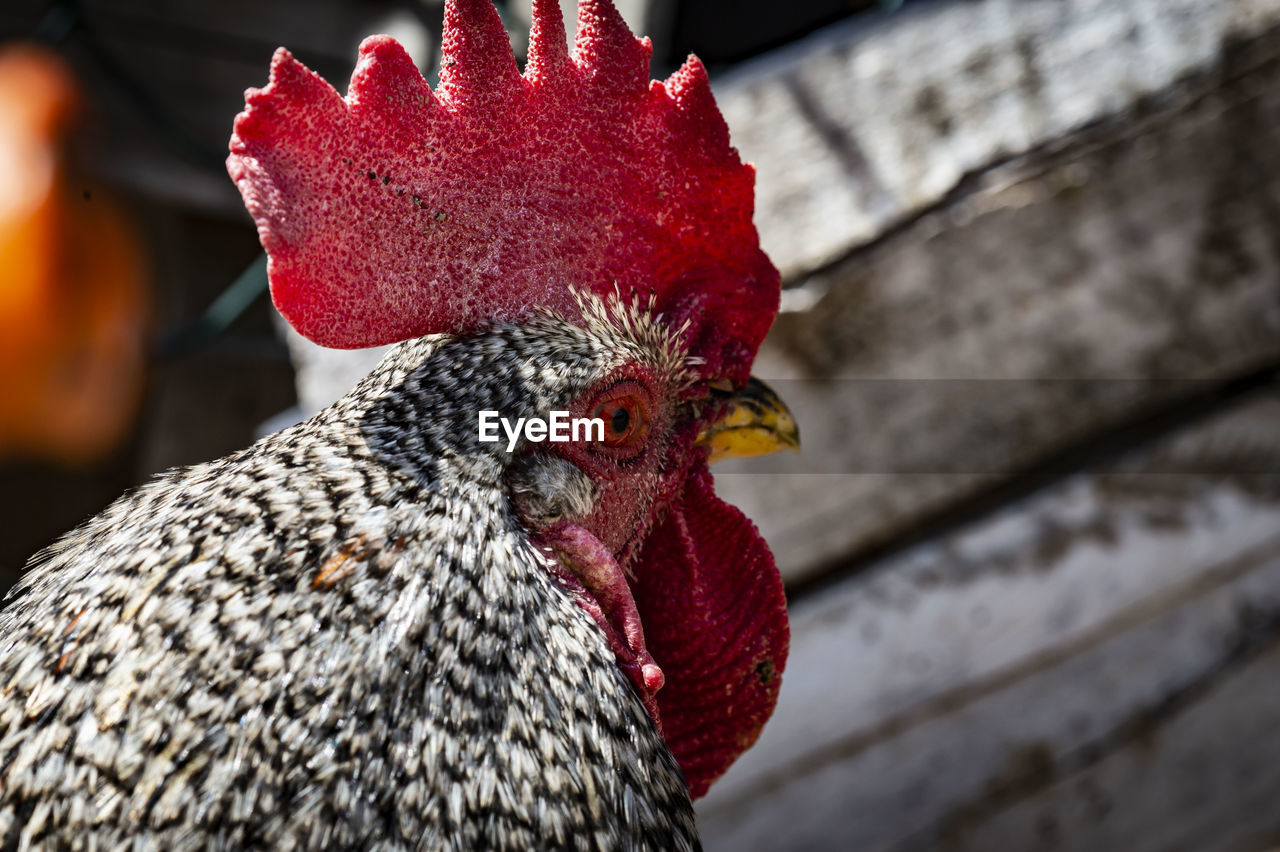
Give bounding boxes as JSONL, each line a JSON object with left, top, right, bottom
{"left": 0, "top": 1, "right": 796, "bottom": 848}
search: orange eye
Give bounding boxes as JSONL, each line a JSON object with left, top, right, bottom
{"left": 592, "top": 391, "right": 650, "bottom": 449}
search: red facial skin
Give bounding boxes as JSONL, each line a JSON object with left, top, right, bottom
{"left": 531, "top": 368, "right": 788, "bottom": 798}
{"left": 555, "top": 366, "right": 683, "bottom": 558}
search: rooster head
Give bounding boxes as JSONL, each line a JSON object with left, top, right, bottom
{"left": 227, "top": 0, "right": 795, "bottom": 798}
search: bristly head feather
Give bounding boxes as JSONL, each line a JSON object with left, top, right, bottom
{"left": 227, "top": 0, "right": 778, "bottom": 385}
{"left": 566, "top": 289, "right": 692, "bottom": 387}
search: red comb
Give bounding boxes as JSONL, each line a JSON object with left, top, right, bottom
{"left": 227, "top": 0, "right": 778, "bottom": 381}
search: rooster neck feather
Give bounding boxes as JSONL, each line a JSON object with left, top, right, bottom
{"left": 0, "top": 308, "right": 699, "bottom": 849}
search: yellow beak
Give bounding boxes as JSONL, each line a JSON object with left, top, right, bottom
{"left": 696, "top": 377, "right": 801, "bottom": 464}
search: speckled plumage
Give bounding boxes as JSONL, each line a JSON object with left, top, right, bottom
{"left": 0, "top": 304, "right": 699, "bottom": 850}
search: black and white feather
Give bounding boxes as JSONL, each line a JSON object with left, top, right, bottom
{"left": 0, "top": 300, "right": 698, "bottom": 850}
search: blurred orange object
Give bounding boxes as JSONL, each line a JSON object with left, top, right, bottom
{"left": 0, "top": 45, "right": 149, "bottom": 467}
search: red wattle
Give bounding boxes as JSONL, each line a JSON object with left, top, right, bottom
{"left": 631, "top": 464, "right": 789, "bottom": 799}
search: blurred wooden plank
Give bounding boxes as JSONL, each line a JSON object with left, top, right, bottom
{"left": 716, "top": 0, "right": 1280, "bottom": 279}
{"left": 715, "top": 23, "right": 1280, "bottom": 585}
{"left": 697, "top": 396, "right": 1280, "bottom": 850}
{"left": 946, "top": 640, "right": 1280, "bottom": 852}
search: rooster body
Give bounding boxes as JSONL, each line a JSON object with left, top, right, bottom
{"left": 0, "top": 316, "right": 696, "bottom": 848}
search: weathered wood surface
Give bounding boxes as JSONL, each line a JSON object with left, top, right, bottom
{"left": 695, "top": 1, "right": 1280, "bottom": 847}
{"left": 951, "top": 640, "right": 1280, "bottom": 852}
{"left": 713, "top": 21, "right": 1280, "bottom": 585}
{"left": 698, "top": 396, "right": 1280, "bottom": 850}
{"left": 717, "top": 0, "right": 1280, "bottom": 280}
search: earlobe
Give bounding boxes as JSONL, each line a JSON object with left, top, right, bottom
{"left": 506, "top": 455, "right": 598, "bottom": 529}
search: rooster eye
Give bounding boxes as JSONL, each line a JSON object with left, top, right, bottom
{"left": 592, "top": 391, "right": 650, "bottom": 450}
